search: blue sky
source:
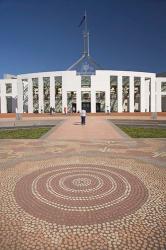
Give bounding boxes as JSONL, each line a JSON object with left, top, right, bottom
{"left": 0, "top": 0, "right": 166, "bottom": 78}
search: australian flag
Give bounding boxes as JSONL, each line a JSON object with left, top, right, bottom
{"left": 78, "top": 15, "right": 85, "bottom": 27}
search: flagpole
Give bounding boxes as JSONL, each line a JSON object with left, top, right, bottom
{"left": 83, "top": 10, "right": 89, "bottom": 56}
{"left": 85, "top": 10, "right": 87, "bottom": 33}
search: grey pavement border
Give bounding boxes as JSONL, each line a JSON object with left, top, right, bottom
{"left": 110, "top": 119, "right": 166, "bottom": 128}
{"left": 40, "top": 120, "right": 65, "bottom": 140}
{"left": 0, "top": 119, "right": 63, "bottom": 129}
{"left": 107, "top": 119, "right": 132, "bottom": 140}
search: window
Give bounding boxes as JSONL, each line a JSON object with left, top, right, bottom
{"left": 6, "top": 83, "right": 12, "bottom": 94}
{"left": 43, "top": 77, "right": 50, "bottom": 113}
{"left": 22, "top": 79, "right": 28, "bottom": 113}
{"left": 134, "top": 77, "right": 141, "bottom": 112}
{"left": 81, "top": 76, "right": 91, "bottom": 88}
{"left": 110, "top": 76, "right": 118, "bottom": 112}
{"left": 67, "top": 91, "right": 76, "bottom": 113}
{"left": 122, "top": 76, "right": 129, "bottom": 112}
{"left": 161, "top": 82, "right": 166, "bottom": 92}
{"left": 32, "top": 78, "right": 39, "bottom": 113}
{"left": 55, "top": 76, "right": 62, "bottom": 112}
{"left": 81, "top": 91, "right": 91, "bottom": 101}
{"left": 96, "top": 91, "right": 105, "bottom": 112}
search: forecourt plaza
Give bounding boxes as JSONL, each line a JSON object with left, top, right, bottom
{"left": 0, "top": 115, "right": 166, "bottom": 249}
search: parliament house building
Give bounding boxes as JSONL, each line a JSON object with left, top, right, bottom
{"left": 0, "top": 17, "right": 166, "bottom": 114}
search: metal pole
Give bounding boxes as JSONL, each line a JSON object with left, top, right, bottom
{"left": 83, "top": 10, "right": 89, "bottom": 56}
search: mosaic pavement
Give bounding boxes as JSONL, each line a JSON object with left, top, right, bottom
{"left": 0, "top": 118, "right": 166, "bottom": 250}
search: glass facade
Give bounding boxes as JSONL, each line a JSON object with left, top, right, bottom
{"left": 67, "top": 91, "right": 77, "bottom": 112}
{"left": 161, "top": 82, "right": 166, "bottom": 92}
{"left": 6, "top": 83, "right": 12, "bottom": 94}
{"left": 43, "top": 77, "right": 50, "bottom": 113}
{"left": 162, "top": 96, "right": 166, "bottom": 111}
{"left": 81, "top": 76, "right": 91, "bottom": 88}
{"left": 122, "top": 76, "right": 129, "bottom": 112}
{"left": 161, "top": 82, "right": 166, "bottom": 112}
{"left": 32, "top": 78, "right": 39, "bottom": 113}
{"left": 81, "top": 91, "right": 91, "bottom": 112}
{"left": 134, "top": 77, "right": 141, "bottom": 112}
{"left": 110, "top": 76, "right": 118, "bottom": 112}
{"left": 81, "top": 91, "right": 91, "bottom": 101}
{"left": 22, "top": 79, "right": 28, "bottom": 113}
{"left": 55, "top": 76, "right": 62, "bottom": 112}
{"left": 96, "top": 91, "right": 105, "bottom": 112}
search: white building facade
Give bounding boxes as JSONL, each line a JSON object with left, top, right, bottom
{"left": 0, "top": 70, "right": 166, "bottom": 114}
{"left": 0, "top": 15, "right": 165, "bottom": 114}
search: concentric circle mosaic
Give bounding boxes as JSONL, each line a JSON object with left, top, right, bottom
{"left": 14, "top": 164, "right": 148, "bottom": 225}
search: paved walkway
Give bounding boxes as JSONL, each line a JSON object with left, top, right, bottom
{"left": 46, "top": 116, "right": 125, "bottom": 141}
{"left": 0, "top": 116, "right": 166, "bottom": 250}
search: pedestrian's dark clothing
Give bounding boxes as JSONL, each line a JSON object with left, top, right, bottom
{"left": 80, "top": 110, "right": 86, "bottom": 125}
{"left": 50, "top": 107, "right": 53, "bottom": 115}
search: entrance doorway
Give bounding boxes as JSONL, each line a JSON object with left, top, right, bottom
{"left": 6, "top": 96, "right": 12, "bottom": 113}
{"left": 72, "top": 103, "right": 77, "bottom": 113}
{"left": 96, "top": 91, "right": 105, "bottom": 112}
{"left": 67, "top": 91, "right": 76, "bottom": 113}
{"left": 81, "top": 91, "right": 91, "bottom": 112}
{"left": 82, "top": 102, "right": 91, "bottom": 112}
{"left": 96, "top": 103, "right": 101, "bottom": 112}
{"left": 162, "top": 96, "right": 166, "bottom": 111}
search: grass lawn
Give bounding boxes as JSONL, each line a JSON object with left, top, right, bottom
{"left": 0, "top": 127, "right": 51, "bottom": 139}
{"left": 118, "top": 126, "right": 166, "bottom": 138}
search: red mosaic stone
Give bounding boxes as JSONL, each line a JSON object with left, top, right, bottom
{"left": 14, "top": 164, "right": 148, "bottom": 226}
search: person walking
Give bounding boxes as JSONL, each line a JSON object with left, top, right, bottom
{"left": 64, "top": 107, "right": 67, "bottom": 115}
{"left": 80, "top": 109, "right": 86, "bottom": 125}
{"left": 50, "top": 106, "right": 53, "bottom": 115}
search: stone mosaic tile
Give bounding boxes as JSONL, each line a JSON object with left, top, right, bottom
{"left": 0, "top": 116, "right": 166, "bottom": 249}
{"left": 0, "top": 156, "right": 165, "bottom": 249}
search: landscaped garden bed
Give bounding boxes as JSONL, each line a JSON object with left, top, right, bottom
{"left": 0, "top": 127, "right": 52, "bottom": 139}
{"left": 118, "top": 126, "right": 166, "bottom": 138}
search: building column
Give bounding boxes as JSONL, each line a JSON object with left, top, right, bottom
{"left": 91, "top": 90, "right": 96, "bottom": 113}
{"left": 62, "top": 90, "right": 67, "bottom": 113}
{"left": 17, "top": 78, "right": 23, "bottom": 113}
{"left": 140, "top": 77, "right": 145, "bottom": 112}
{"left": 39, "top": 77, "right": 44, "bottom": 113}
{"left": 156, "top": 80, "right": 161, "bottom": 112}
{"left": 118, "top": 75, "right": 122, "bottom": 112}
{"left": 50, "top": 76, "right": 55, "bottom": 109}
{"left": 106, "top": 77, "right": 110, "bottom": 113}
{"left": 77, "top": 90, "right": 81, "bottom": 112}
{"left": 1, "top": 82, "right": 6, "bottom": 113}
{"left": 144, "top": 79, "right": 149, "bottom": 112}
{"left": 105, "top": 90, "right": 110, "bottom": 113}
{"left": 150, "top": 77, "right": 156, "bottom": 112}
{"left": 129, "top": 76, "right": 134, "bottom": 112}
{"left": 28, "top": 78, "right": 33, "bottom": 113}
{"left": 12, "top": 81, "right": 18, "bottom": 113}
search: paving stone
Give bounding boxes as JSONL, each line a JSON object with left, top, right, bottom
{"left": 0, "top": 116, "right": 166, "bottom": 249}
